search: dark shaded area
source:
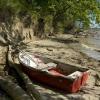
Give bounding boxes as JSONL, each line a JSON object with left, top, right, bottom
{"left": 35, "top": 44, "right": 66, "bottom": 49}
{"left": 7, "top": 66, "right": 27, "bottom": 90}
{"left": 50, "top": 37, "right": 79, "bottom": 44}
{"left": 67, "top": 96, "right": 85, "bottom": 100}
{"left": 0, "top": 88, "right": 12, "bottom": 100}
{"left": 30, "top": 79, "right": 73, "bottom": 94}
{"left": 0, "top": 41, "right": 7, "bottom": 46}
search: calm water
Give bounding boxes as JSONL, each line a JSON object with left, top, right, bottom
{"left": 81, "top": 29, "right": 100, "bottom": 60}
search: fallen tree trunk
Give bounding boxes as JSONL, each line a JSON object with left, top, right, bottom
{"left": 7, "top": 45, "right": 43, "bottom": 100}
{"left": 0, "top": 76, "right": 32, "bottom": 100}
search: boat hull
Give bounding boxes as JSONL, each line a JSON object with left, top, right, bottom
{"left": 21, "top": 64, "right": 89, "bottom": 93}
{"left": 18, "top": 52, "right": 89, "bottom": 93}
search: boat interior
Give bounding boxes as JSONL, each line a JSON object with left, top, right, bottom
{"left": 38, "top": 56, "right": 89, "bottom": 77}
{"left": 19, "top": 52, "right": 89, "bottom": 78}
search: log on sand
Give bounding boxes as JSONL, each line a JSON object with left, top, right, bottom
{"left": 0, "top": 76, "right": 32, "bottom": 100}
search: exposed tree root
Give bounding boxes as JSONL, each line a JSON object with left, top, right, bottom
{"left": 0, "top": 76, "right": 32, "bottom": 100}
{"left": 6, "top": 45, "right": 43, "bottom": 100}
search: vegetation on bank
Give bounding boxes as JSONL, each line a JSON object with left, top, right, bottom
{"left": 0, "top": 0, "right": 100, "bottom": 38}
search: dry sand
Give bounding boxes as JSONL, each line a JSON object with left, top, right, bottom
{"left": 24, "top": 34, "right": 100, "bottom": 100}
{"left": 0, "top": 34, "right": 100, "bottom": 100}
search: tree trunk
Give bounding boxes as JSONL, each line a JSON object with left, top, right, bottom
{"left": 37, "top": 18, "right": 45, "bottom": 38}
{"left": 52, "top": 16, "right": 58, "bottom": 34}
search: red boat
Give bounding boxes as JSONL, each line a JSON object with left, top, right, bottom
{"left": 19, "top": 51, "right": 90, "bottom": 93}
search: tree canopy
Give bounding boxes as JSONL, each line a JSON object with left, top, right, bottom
{"left": 0, "top": 0, "right": 100, "bottom": 34}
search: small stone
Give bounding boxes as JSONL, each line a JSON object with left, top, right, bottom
{"left": 57, "top": 56, "right": 61, "bottom": 59}
{"left": 47, "top": 48, "right": 53, "bottom": 51}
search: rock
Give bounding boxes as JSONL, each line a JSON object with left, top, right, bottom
{"left": 95, "top": 73, "right": 100, "bottom": 86}
{"left": 82, "top": 94, "right": 99, "bottom": 100}
{"left": 67, "top": 94, "right": 84, "bottom": 100}
{"left": 47, "top": 48, "right": 53, "bottom": 51}
{"left": 0, "top": 35, "right": 7, "bottom": 46}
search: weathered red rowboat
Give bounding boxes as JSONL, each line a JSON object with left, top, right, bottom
{"left": 19, "top": 51, "right": 90, "bottom": 93}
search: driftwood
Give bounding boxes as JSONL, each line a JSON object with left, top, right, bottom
{"left": 0, "top": 45, "right": 34, "bottom": 100}
{"left": 0, "top": 76, "right": 32, "bottom": 100}
{"left": 7, "top": 45, "right": 43, "bottom": 100}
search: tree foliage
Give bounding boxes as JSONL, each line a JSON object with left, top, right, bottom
{"left": 0, "top": 0, "right": 100, "bottom": 34}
